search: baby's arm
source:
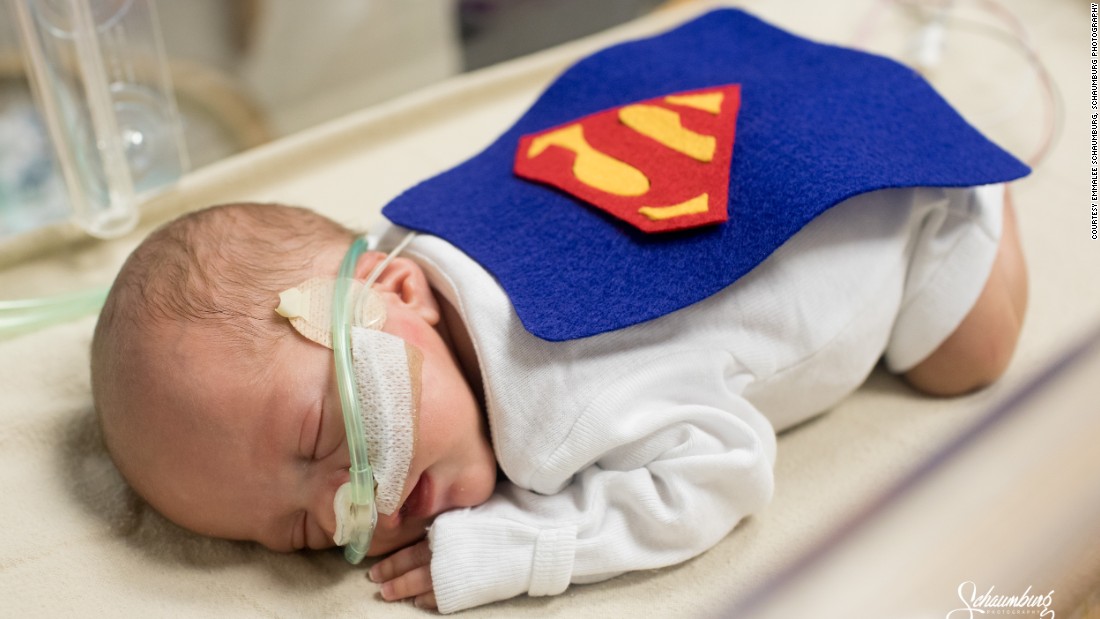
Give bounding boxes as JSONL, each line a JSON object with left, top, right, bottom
{"left": 408, "top": 350, "right": 775, "bottom": 613}
{"left": 904, "top": 191, "right": 1027, "bottom": 396}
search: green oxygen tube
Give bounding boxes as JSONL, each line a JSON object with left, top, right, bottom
{"left": 333, "top": 236, "right": 377, "bottom": 564}
{"left": 0, "top": 287, "right": 109, "bottom": 340}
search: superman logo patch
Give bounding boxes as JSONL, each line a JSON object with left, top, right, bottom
{"left": 514, "top": 84, "right": 741, "bottom": 233}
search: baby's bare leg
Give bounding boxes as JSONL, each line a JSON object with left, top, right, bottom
{"left": 903, "top": 191, "right": 1028, "bottom": 396}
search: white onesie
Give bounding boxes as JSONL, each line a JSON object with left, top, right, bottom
{"left": 377, "top": 183, "right": 1005, "bottom": 613}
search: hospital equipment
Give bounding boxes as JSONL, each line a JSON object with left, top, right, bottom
{"left": 0, "top": 285, "right": 106, "bottom": 338}
{"left": 1, "top": 0, "right": 184, "bottom": 339}
{"left": 331, "top": 235, "right": 381, "bottom": 563}
{"left": 10, "top": 0, "right": 188, "bottom": 239}
{"left": 332, "top": 231, "right": 418, "bottom": 563}
{"left": 276, "top": 231, "right": 419, "bottom": 563}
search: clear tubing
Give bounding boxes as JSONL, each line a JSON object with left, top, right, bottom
{"left": 333, "top": 236, "right": 376, "bottom": 564}
{"left": 0, "top": 287, "right": 109, "bottom": 340}
{"left": 332, "top": 231, "right": 417, "bottom": 564}
{"left": 68, "top": 0, "right": 140, "bottom": 237}
{"left": 13, "top": 0, "right": 189, "bottom": 239}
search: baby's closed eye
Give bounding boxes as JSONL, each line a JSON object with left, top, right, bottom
{"left": 313, "top": 397, "right": 347, "bottom": 461}
{"left": 298, "top": 399, "right": 323, "bottom": 459}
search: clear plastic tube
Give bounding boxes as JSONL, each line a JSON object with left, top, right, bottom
{"left": 332, "top": 236, "right": 376, "bottom": 564}
{"left": 0, "top": 287, "right": 108, "bottom": 339}
{"left": 332, "top": 231, "right": 416, "bottom": 563}
{"left": 13, "top": 0, "right": 189, "bottom": 239}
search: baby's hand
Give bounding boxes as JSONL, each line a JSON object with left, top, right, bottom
{"left": 369, "top": 539, "right": 437, "bottom": 611}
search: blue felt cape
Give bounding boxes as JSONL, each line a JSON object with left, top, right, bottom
{"left": 382, "top": 8, "right": 1029, "bottom": 341}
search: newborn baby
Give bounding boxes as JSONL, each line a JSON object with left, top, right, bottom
{"left": 91, "top": 182, "right": 1026, "bottom": 612}
{"left": 91, "top": 9, "right": 1034, "bottom": 611}
{"left": 91, "top": 204, "right": 497, "bottom": 603}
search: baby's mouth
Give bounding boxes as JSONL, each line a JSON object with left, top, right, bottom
{"left": 398, "top": 472, "right": 433, "bottom": 521}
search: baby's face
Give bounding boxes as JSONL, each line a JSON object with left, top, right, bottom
{"left": 131, "top": 255, "right": 497, "bottom": 557}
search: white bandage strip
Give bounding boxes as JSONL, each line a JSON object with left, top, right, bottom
{"left": 278, "top": 232, "right": 420, "bottom": 546}
{"left": 351, "top": 327, "right": 421, "bottom": 514}
{"left": 276, "top": 277, "right": 419, "bottom": 519}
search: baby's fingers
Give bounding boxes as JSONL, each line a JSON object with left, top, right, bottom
{"left": 415, "top": 591, "right": 438, "bottom": 611}
{"left": 370, "top": 539, "right": 432, "bottom": 582}
{"left": 378, "top": 565, "right": 433, "bottom": 603}
{"left": 370, "top": 540, "right": 435, "bottom": 604}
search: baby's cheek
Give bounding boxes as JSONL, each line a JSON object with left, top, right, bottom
{"left": 453, "top": 461, "right": 497, "bottom": 510}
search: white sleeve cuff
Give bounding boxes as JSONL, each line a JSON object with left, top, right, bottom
{"left": 529, "top": 526, "right": 577, "bottom": 596}
{"left": 428, "top": 510, "right": 577, "bottom": 614}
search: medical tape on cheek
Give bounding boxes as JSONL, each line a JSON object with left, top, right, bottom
{"left": 276, "top": 276, "right": 422, "bottom": 516}
{"left": 350, "top": 327, "right": 422, "bottom": 514}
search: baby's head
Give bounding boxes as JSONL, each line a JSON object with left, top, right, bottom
{"left": 91, "top": 203, "right": 496, "bottom": 556}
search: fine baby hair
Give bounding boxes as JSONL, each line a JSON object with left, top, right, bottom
{"left": 92, "top": 203, "right": 357, "bottom": 356}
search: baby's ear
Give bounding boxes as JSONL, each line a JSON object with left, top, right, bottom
{"left": 353, "top": 253, "right": 440, "bottom": 325}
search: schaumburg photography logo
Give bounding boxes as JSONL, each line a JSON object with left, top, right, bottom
{"left": 946, "top": 581, "right": 1056, "bottom": 618}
